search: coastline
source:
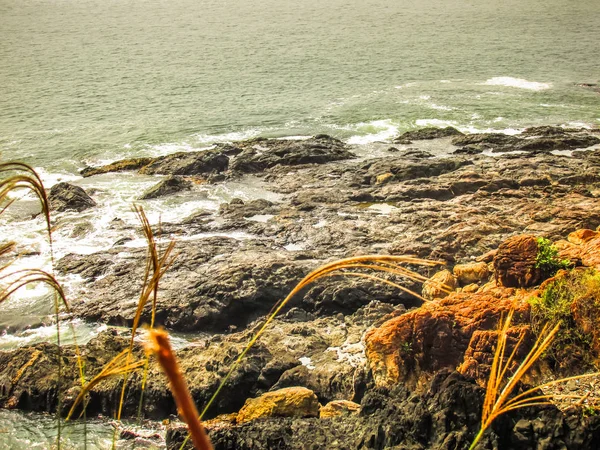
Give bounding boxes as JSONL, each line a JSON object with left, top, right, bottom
{"left": 1, "top": 124, "right": 600, "bottom": 448}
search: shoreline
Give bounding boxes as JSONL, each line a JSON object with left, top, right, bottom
{"left": 1, "top": 124, "right": 600, "bottom": 448}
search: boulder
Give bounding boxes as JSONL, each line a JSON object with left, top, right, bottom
{"left": 453, "top": 262, "right": 490, "bottom": 286}
{"left": 422, "top": 269, "right": 457, "bottom": 300}
{"left": 319, "top": 400, "right": 360, "bottom": 419}
{"left": 139, "top": 150, "right": 228, "bottom": 176}
{"left": 365, "top": 289, "right": 530, "bottom": 388}
{"left": 48, "top": 182, "right": 96, "bottom": 212}
{"left": 139, "top": 175, "right": 193, "bottom": 200}
{"left": 236, "top": 387, "right": 320, "bottom": 423}
{"left": 229, "top": 135, "right": 354, "bottom": 173}
{"left": 493, "top": 235, "right": 542, "bottom": 288}
{"left": 568, "top": 229, "right": 598, "bottom": 246}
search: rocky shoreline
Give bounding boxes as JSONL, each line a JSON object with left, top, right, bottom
{"left": 2, "top": 125, "right": 600, "bottom": 449}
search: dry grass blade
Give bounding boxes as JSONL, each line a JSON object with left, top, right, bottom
{"left": 469, "top": 312, "right": 600, "bottom": 449}
{"left": 0, "top": 268, "right": 69, "bottom": 307}
{"left": 116, "top": 206, "right": 176, "bottom": 422}
{"left": 146, "top": 328, "right": 213, "bottom": 450}
{"left": 179, "top": 254, "right": 439, "bottom": 450}
{"left": 0, "top": 162, "right": 52, "bottom": 243}
{"left": 66, "top": 349, "right": 145, "bottom": 420}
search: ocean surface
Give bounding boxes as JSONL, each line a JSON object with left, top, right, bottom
{"left": 0, "top": 0, "right": 599, "bottom": 446}
{"left": 1, "top": 0, "right": 599, "bottom": 174}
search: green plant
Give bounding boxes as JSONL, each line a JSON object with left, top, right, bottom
{"left": 535, "top": 237, "right": 571, "bottom": 275}
{"left": 469, "top": 310, "right": 600, "bottom": 450}
{"left": 529, "top": 269, "right": 598, "bottom": 368}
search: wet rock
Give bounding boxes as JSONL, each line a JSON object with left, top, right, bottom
{"left": 451, "top": 132, "right": 518, "bottom": 149}
{"left": 139, "top": 150, "right": 229, "bottom": 176}
{"left": 167, "top": 370, "right": 600, "bottom": 450}
{"left": 80, "top": 157, "right": 153, "bottom": 177}
{"left": 395, "top": 126, "right": 463, "bottom": 141}
{"left": 236, "top": 387, "right": 320, "bottom": 423}
{"left": 422, "top": 269, "right": 457, "bottom": 300}
{"left": 48, "top": 182, "right": 96, "bottom": 212}
{"left": 229, "top": 135, "right": 354, "bottom": 173}
{"left": 493, "top": 235, "right": 542, "bottom": 288}
{"left": 139, "top": 175, "right": 193, "bottom": 200}
{"left": 319, "top": 399, "right": 360, "bottom": 418}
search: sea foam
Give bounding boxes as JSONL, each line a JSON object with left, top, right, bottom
{"left": 483, "top": 77, "right": 551, "bottom": 91}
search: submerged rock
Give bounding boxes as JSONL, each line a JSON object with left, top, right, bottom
{"left": 80, "top": 157, "right": 153, "bottom": 177}
{"left": 48, "top": 182, "right": 96, "bottom": 212}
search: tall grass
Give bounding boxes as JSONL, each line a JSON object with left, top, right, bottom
{"left": 0, "top": 162, "right": 87, "bottom": 448}
{"left": 469, "top": 310, "right": 600, "bottom": 449}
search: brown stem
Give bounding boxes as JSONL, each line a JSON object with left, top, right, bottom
{"left": 148, "top": 329, "right": 213, "bottom": 450}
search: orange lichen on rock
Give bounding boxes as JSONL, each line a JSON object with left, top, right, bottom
{"left": 493, "top": 234, "right": 542, "bottom": 288}
{"left": 365, "top": 288, "right": 529, "bottom": 388}
{"left": 236, "top": 387, "right": 320, "bottom": 424}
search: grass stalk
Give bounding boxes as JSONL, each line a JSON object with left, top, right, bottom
{"left": 179, "top": 255, "right": 440, "bottom": 449}
{"left": 147, "top": 329, "right": 213, "bottom": 450}
{"left": 469, "top": 312, "right": 600, "bottom": 450}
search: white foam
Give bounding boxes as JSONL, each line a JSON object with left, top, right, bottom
{"left": 245, "top": 214, "right": 274, "bottom": 223}
{"left": 344, "top": 119, "right": 399, "bottom": 145}
{"left": 415, "top": 118, "right": 458, "bottom": 128}
{"left": 299, "top": 356, "right": 315, "bottom": 370}
{"left": 193, "top": 129, "right": 262, "bottom": 144}
{"left": 34, "top": 167, "right": 81, "bottom": 189}
{"left": 483, "top": 77, "right": 552, "bottom": 91}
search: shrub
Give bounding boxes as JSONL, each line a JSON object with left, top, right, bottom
{"left": 535, "top": 237, "right": 571, "bottom": 276}
{"left": 529, "top": 269, "right": 600, "bottom": 370}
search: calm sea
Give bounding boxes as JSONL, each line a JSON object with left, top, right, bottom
{"left": 0, "top": 0, "right": 598, "bottom": 174}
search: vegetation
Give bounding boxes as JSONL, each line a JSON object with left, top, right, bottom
{"left": 470, "top": 310, "right": 600, "bottom": 450}
{"left": 529, "top": 269, "right": 600, "bottom": 368}
{"left": 535, "top": 237, "right": 571, "bottom": 275}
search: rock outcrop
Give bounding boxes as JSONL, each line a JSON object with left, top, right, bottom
{"left": 48, "top": 182, "right": 96, "bottom": 212}
{"left": 365, "top": 289, "right": 530, "bottom": 388}
{"left": 493, "top": 235, "right": 542, "bottom": 288}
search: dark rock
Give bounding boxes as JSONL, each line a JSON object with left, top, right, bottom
{"left": 395, "top": 127, "right": 463, "bottom": 142}
{"left": 80, "top": 157, "right": 153, "bottom": 177}
{"left": 453, "top": 145, "right": 483, "bottom": 155}
{"left": 451, "top": 132, "right": 519, "bottom": 149}
{"left": 139, "top": 150, "right": 229, "bottom": 176}
{"left": 229, "top": 135, "right": 354, "bottom": 173}
{"left": 48, "top": 182, "right": 96, "bottom": 212}
{"left": 139, "top": 175, "right": 193, "bottom": 200}
{"left": 166, "top": 371, "right": 600, "bottom": 450}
